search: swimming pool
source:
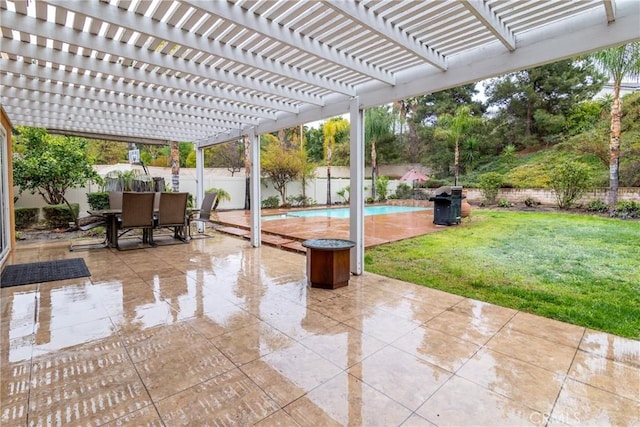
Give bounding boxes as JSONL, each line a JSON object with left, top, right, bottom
{"left": 262, "top": 205, "right": 430, "bottom": 220}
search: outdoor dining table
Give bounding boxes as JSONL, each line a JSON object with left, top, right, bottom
{"left": 88, "top": 209, "right": 121, "bottom": 248}
{"left": 89, "top": 207, "right": 195, "bottom": 248}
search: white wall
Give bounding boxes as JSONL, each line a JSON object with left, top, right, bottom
{"left": 14, "top": 166, "right": 405, "bottom": 213}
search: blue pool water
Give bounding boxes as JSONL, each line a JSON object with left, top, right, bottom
{"left": 263, "top": 205, "right": 430, "bottom": 220}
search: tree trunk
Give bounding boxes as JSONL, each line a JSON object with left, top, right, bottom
{"left": 608, "top": 83, "right": 622, "bottom": 207}
{"left": 454, "top": 139, "right": 460, "bottom": 186}
{"left": 61, "top": 196, "right": 78, "bottom": 226}
{"left": 244, "top": 177, "right": 250, "bottom": 210}
{"left": 326, "top": 164, "right": 332, "bottom": 206}
{"left": 244, "top": 136, "right": 251, "bottom": 210}
{"left": 171, "top": 141, "right": 180, "bottom": 192}
{"left": 371, "top": 139, "right": 377, "bottom": 201}
{"left": 300, "top": 125, "right": 307, "bottom": 206}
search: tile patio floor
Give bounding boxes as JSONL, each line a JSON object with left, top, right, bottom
{"left": 1, "top": 234, "right": 639, "bottom": 426}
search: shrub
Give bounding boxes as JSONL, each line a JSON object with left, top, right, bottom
{"left": 261, "top": 196, "right": 280, "bottom": 209}
{"left": 15, "top": 207, "right": 39, "bottom": 229}
{"left": 611, "top": 201, "right": 640, "bottom": 219}
{"left": 425, "top": 179, "right": 448, "bottom": 189}
{"left": 394, "top": 183, "right": 413, "bottom": 199}
{"left": 206, "top": 187, "right": 231, "bottom": 210}
{"left": 523, "top": 196, "right": 539, "bottom": 207}
{"left": 586, "top": 200, "right": 608, "bottom": 213}
{"left": 375, "top": 176, "right": 390, "bottom": 201}
{"left": 86, "top": 191, "right": 110, "bottom": 210}
{"left": 506, "top": 164, "right": 551, "bottom": 188}
{"left": 286, "top": 194, "right": 314, "bottom": 207}
{"left": 478, "top": 172, "right": 504, "bottom": 204}
{"left": 550, "top": 161, "right": 592, "bottom": 209}
{"left": 497, "top": 199, "right": 512, "bottom": 208}
{"left": 366, "top": 196, "right": 375, "bottom": 204}
{"left": 337, "top": 186, "right": 350, "bottom": 203}
{"left": 42, "top": 203, "right": 80, "bottom": 228}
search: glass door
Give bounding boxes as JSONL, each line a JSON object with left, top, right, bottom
{"left": 0, "top": 126, "right": 9, "bottom": 265}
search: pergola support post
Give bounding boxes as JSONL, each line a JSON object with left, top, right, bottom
{"left": 195, "top": 144, "right": 205, "bottom": 232}
{"left": 349, "top": 97, "right": 364, "bottom": 275}
{"left": 249, "top": 128, "right": 261, "bottom": 247}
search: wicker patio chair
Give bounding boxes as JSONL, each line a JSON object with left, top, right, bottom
{"left": 109, "top": 191, "right": 123, "bottom": 210}
{"left": 190, "top": 191, "right": 218, "bottom": 239}
{"left": 154, "top": 192, "right": 189, "bottom": 244}
{"left": 115, "top": 192, "right": 156, "bottom": 250}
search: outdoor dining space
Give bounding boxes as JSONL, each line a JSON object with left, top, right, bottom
{"left": 1, "top": 1, "right": 639, "bottom": 426}
{"left": 2, "top": 234, "right": 638, "bottom": 426}
{"left": 73, "top": 191, "right": 212, "bottom": 251}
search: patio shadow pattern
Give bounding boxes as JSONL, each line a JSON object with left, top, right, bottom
{"left": 1, "top": 235, "right": 638, "bottom": 426}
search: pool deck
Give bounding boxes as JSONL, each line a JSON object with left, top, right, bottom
{"left": 208, "top": 201, "right": 446, "bottom": 252}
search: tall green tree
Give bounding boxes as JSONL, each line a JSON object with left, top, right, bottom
{"left": 407, "top": 86, "right": 483, "bottom": 165}
{"left": 86, "top": 139, "right": 128, "bottom": 164}
{"left": 619, "top": 92, "right": 640, "bottom": 187}
{"left": 260, "top": 135, "right": 304, "bottom": 205}
{"left": 322, "top": 117, "right": 350, "bottom": 205}
{"left": 590, "top": 42, "right": 640, "bottom": 205}
{"left": 434, "top": 106, "right": 483, "bottom": 186}
{"left": 13, "top": 127, "right": 101, "bottom": 221}
{"left": 485, "top": 59, "right": 605, "bottom": 148}
{"left": 297, "top": 125, "right": 316, "bottom": 206}
{"left": 365, "top": 106, "right": 395, "bottom": 200}
{"left": 413, "top": 84, "right": 483, "bottom": 126}
{"left": 304, "top": 126, "right": 325, "bottom": 162}
{"left": 205, "top": 141, "right": 244, "bottom": 176}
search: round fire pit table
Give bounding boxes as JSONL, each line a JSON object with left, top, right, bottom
{"left": 302, "top": 238, "right": 356, "bottom": 289}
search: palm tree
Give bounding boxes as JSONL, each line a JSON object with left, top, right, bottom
{"left": 365, "top": 107, "right": 394, "bottom": 201}
{"left": 590, "top": 42, "right": 640, "bottom": 206}
{"left": 322, "top": 118, "right": 349, "bottom": 205}
{"left": 435, "top": 106, "right": 483, "bottom": 186}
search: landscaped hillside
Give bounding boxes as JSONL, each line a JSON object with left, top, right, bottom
{"left": 456, "top": 91, "right": 640, "bottom": 190}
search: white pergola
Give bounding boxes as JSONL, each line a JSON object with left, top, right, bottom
{"left": 1, "top": 0, "right": 639, "bottom": 273}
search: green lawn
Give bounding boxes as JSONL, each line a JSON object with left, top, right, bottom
{"left": 364, "top": 210, "right": 640, "bottom": 338}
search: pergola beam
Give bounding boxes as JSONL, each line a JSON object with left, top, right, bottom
{"left": 1, "top": 40, "right": 288, "bottom": 118}
{"left": 185, "top": 0, "right": 396, "bottom": 85}
{"left": 323, "top": 0, "right": 448, "bottom": 70}
{"left": 6, "top": 108, "right": 213, "bottom": 142}
{"left": 1, "top": 83, "right": 251, "bottom": 131}
{"left": 4, "top": 13, "right": 321, "bottom": 106}
{"left": 196, "top": 1, "right": 640, "bottom": 146}
{"left": 603, "top": 0, "right": 617, "bottom": 23}
{"left": 44, "top": 0, "right": 356, "bottom": 97}
{"left": 462, "top": 0, "right": 516, "bottom": 51}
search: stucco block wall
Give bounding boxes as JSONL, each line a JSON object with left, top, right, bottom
{"left": 464, "top": 188, "right": 640, "bottom": 205}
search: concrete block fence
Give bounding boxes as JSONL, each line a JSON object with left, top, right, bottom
{"left": 463, "top": 187, "right": 640, "bottom": 205}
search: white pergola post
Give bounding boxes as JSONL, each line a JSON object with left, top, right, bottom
{"left": 249, "top": 128, "right": 261, "bottom": 247}
{"left": 195, "top": 144, "right": 205, "bottom": 232}
{"left": 349, "top": 97, "right": 364, "bottom": 275}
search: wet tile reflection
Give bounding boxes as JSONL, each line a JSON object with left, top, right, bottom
{"left": 2, "top": 235, "right": 638, "bottom": 425}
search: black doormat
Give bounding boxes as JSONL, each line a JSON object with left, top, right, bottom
{"left": 1, "top": 258, "right": 91, "bottom": 288}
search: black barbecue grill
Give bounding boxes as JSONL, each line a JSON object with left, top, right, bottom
{"left": 429, "top": 186, "right": 463, "bottom": 225}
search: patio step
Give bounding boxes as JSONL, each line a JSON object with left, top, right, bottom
{"left": 212, "top": 220, "right": 306, "bottom": 253}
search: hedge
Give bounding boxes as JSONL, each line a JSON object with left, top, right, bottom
{"left": 15, "top": 207, "right": 39, "bottom": 229}
{"left": 42, "top": 203, "right": 80, "bottom": 228}
{"left": 86, "top": 191, "right": 110, "bottom": 210}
